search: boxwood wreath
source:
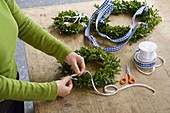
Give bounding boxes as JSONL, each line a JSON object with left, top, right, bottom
{"left": 94, "top": 0, "right": 162, "bottom": 43}
{"left": 52, "top": 0, "right": 161, "bottom": 43}
{"left": 60, "top": 46, "right": 121, "bottom": 88}
{"left": 52, "top": 10, "right": 89, "bottom": 35}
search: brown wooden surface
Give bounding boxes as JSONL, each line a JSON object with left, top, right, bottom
{"left": 23, "top": 0, "right": 170, "bottom": 113}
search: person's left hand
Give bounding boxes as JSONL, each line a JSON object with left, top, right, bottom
{"left": 64, "top": 52, "right": 85, "bottom": 76}
{"left": 56, "top": 76, "right": 73, "bottom": 97}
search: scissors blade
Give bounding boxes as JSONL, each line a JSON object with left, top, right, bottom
{"left": 126, "top": 64, "right": 131, "bottom": 75}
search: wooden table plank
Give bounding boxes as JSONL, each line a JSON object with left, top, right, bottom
{"left": 23, "top": 0, "right": 170, "bottom": 113}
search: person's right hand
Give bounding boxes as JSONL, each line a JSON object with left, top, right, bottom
{"left": 56, "top": 76, "right": 73, "bottom": 97}
{"left": 64, "top": 52, "right": 85, "bottom": 76}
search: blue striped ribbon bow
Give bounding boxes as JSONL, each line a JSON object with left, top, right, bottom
{"left": 85, "top": 0, "right": 148, "bottom": 52}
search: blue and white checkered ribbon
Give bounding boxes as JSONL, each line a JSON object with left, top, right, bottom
{"left": 85, "top": 0, "right": 148, "bottom": 52}
{"left": 133, "top": 49, "right": 165, "bottom": 75}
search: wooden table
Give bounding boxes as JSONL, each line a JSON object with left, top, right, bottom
{"left": 23, "top": 0, "right": 170, "bottom": 113}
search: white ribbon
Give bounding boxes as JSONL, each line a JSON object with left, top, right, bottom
{"left": 62, "top": 13, "right": 89, "bottom": 27}
{"left": 71, "top": 70, "right": 155, "bottom": 96}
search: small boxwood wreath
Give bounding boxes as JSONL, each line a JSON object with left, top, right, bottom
{"left": 52, "top": 10, "right": 89, "bottom": 35}
{"left": 94, "top": 0, "right": 162, "bottom": 43}
{"left": 60, "top": 46, "right": 121, "bottom": 88}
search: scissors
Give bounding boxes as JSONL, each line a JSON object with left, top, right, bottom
{"left": 120, "top": 64, "right": 136, "bottom": 85}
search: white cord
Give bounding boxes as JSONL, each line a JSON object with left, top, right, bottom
{"left": 91, "top": 74, "right": 155, "bottom": 96}
{"left": 71, "top": 70, "right": 156, "bottom": 96}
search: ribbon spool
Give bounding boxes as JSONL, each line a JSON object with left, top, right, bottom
{"left": 133, "top": 41, "right": 165, "bottom": 75}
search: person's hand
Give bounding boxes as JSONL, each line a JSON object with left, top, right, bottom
{"left": 56, "top": 76, "right": 73, "bottom": 97}
{"left": 64, "top": 52, "right": 85, "bottom": 76}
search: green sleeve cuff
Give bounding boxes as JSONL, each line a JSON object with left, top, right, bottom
{"left": 49, "top": 81, "right": 58, "bottom": 100}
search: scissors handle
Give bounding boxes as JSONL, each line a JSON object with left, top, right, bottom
{"left": 128, "top": 75, "right": 136, "bottom": 84}
{"left": 119, "top": 75, "right": 127, "bottom": 85}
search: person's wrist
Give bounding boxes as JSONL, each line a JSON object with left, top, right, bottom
{"left": 55, "top": 81, "right": 60, "bottom": 95}
{"left": 64, "top": 52, "right": 73, "bottom": 63}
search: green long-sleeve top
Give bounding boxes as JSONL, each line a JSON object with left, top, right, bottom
{"left": 0, "top": 0, "right": 73, "bottom": 101}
